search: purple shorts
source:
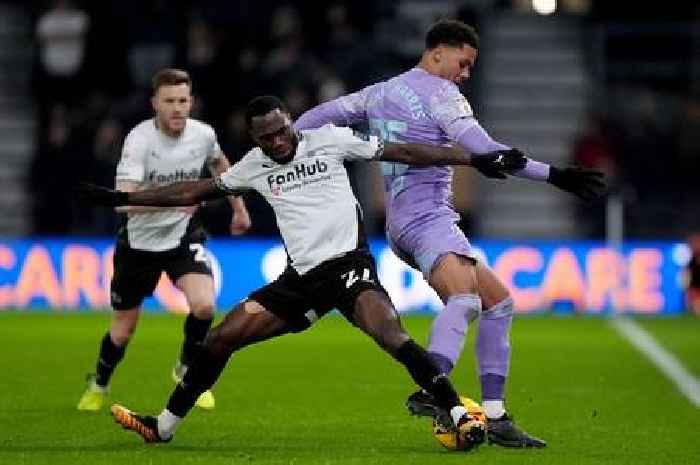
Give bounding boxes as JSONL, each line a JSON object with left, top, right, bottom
{"left": 386, "top": 215, "right": 478, "bottom": 280}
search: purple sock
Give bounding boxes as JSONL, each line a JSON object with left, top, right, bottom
{"left": 480, "top": 373, "right": 506, "bottom": 400}
{"left": 427, "top": 293, "right": 481, "bottom": 374}
{"left": 476, "top": 297, "right": 514, "bottom": 400}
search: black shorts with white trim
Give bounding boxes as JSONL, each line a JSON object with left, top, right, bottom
{"left": 110, "top": 241, "right": 212, "bottom": 310}
{"left": 248, "top": 249, "right": 389, "bottom": 331}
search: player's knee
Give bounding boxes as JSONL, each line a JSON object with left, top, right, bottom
{"left": 190, "top": 299, "right": 215, "bottom": 319}
{"left": 430, "top": 254, "right": 478, "bottom": 299}
{"left": 185, "top": 290, "right": 215, "bottom": 319}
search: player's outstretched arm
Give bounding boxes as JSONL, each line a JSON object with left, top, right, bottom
{"left": 113, "top": 181, "right": 196, "bottom": 214}
{"left": 77, "top": 179, "right": 226, "bottom": 207}
{"left": 380, "top": 142, "right": 525, "bottom": 177}
{"left": 381, "top": 142, "right": 472, "bottom": 166}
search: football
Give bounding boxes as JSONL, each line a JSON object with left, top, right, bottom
{"left": 431, "top": 396, "right": 487, "bottom": 451}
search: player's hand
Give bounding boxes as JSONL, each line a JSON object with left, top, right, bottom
{"left": 494, "top": 148, "right": 528, "bottom": 172}
{"left": 230, "top": 207, "right": 251, "bottom": 235}
{"left": 471, "top": 148, "right": 527, "bottom": 179}
{"left": 547, "top": 166, "right": 606, "bottom": 202}
{"left": 75, "top": 183, "right": 128, "bottom": 206}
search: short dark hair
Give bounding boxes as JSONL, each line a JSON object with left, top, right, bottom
{"left": 152, "top": 68, "right": 191, "bottom": 94}
{"left": 425, "top": 19, "right": 479, "bottom": 50}
{"left": 245, "top": 95, "right": 288, "bottom": 126}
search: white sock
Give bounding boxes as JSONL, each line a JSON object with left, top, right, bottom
{"left": 157, "top": 409, "right": 182, "bottom": 439}
{"left": 483, "top": 399, "right": 505, "bottom": 419}
{"left": 450, "top": 405, "right": 468, "bottom": 426}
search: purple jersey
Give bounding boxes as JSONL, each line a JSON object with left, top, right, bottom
{"left": 296, "top": 67, "right": 479, "bottom": 234}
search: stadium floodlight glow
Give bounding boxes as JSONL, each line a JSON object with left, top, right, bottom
{"left": 532, "top": 0, "right": 556, "bottom": 15}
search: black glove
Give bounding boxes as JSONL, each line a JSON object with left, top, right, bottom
{"left": 75, "top": 183, "right": 129, "bottom": 206}
{"left": 547, "top": 166, "right": 606, "bottom": 202}
{"left": 471, "top": 148, "right": 527, "bottom": 179}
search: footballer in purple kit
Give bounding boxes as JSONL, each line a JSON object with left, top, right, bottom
{"left": 295, "top": 19, "right": 604, "bottom": 448}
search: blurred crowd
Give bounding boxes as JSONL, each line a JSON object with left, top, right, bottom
{"left": 28, "top": 0, "right": 700, "bottom": 240}
{"left": 572, "top": 8, "right": 700, "bottom": 238}
{"left": 30, "top": 0, "right": 419, "bottom": 236}
{"left": 572, "top": 93, "right": 700, "bottom": 238}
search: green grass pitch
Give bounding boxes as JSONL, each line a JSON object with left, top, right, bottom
{"left": 0, "top": 311, "right": 698, "bottom": 465}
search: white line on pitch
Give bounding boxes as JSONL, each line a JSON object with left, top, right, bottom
{"left": 610, "top": 318, "right": 700, "bottom": 408}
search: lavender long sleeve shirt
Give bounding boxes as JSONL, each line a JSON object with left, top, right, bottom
{"left": 295, "top": 67, "right": 549, "bottom": 232}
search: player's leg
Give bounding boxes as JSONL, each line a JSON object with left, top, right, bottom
{"left": 164, "top": 301, "right": 288, "bottom": 423}
{"left": 473, "top": 261, "right": 511, "bottom": 417}
{"left": 347, "top": 288, "right": 485, "bottom": 449}
{"left": 324, "top": 250, "right": 483, "bottom": 446}
{"left": 100, "top": 307, "right": 141, "bottom": 383}
{"left": 428, "top": 253, "right": 481, "bottom": 374}
{"left": 112, "top": 300, "right": 291, "bottom": 442}
{"left": 78, "top": 246, "right": 159, "bottom": 412}
{"left": 166, "top": 243, "right": 216, "bottom": 374}
{"left": 475, "top": 262, "right": 546, "bottom": 448}
{"left": 173, "top": 272, "right": 217, "bottom": 409}
{"left": 389, "top": 220, "right": 482, "bottom": 415}
{"left": 112, "top": 270, "right": 309, "bottom": 442}
{"left": 350, "top": 289, "right": 456, "bottom": 409}
{"left": 175, "top": 273, "right": 215, "bottom": 369}
{"left": 390, "top": 219, "right": 482, "bottom": 376}
{"left": 77, "top": 307, "right": 140, "bottom": 411}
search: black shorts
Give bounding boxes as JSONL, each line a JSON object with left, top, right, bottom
{"left": 248, "top": 249, "right": 390, "bottom": 332}
{"left": 110, "top": 242, "right": 212, "bottom": 310}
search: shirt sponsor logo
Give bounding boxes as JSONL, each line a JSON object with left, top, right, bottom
{"left": 148, "top": 168, "right": 200, "bottom": 184}
{"left": 266, "top": 159, "right": 329, "bottom": 195}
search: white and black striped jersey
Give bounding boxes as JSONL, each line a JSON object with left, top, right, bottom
{"left": 115, "top": 118, "right": 222, "bottom": 251}
{"left": 216, "top": 124, "right": 383, "bottom": 275}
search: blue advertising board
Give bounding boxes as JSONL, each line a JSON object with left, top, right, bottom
{"left": 0, "top": 238, "right": 690, "bottom": 315}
